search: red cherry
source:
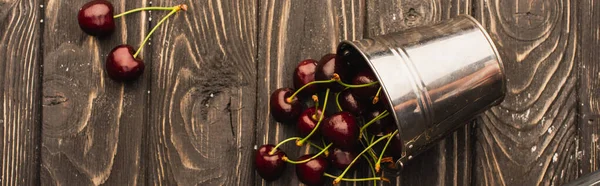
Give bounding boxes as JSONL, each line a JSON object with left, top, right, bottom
{"left": 363, "top": 109, "right": 395, "bottom": 136}
{"left": 78, "top": 0, "right": 115, "bottom": 37}
{"left": 296, "top": 154, "right": 329, "bottom": 186}
{"left": 255, "top": 144, "right": 287, "bottom": 181}
{"left": 315, "top": 54, "right": 347, "bottom": 92}
{"left": 297, "top": 107, "right": 323, "bottom": 138}
{"left": 293, "top": 59, "right": 318, "bottom": 97}
{"left": 329, "top": 147, "right": 358, "bottom": 170}
{"left": 351, "top": 70, "right": 380, "bottom": 101}
{"left": 338, "top": 89, "right": 364, "bottom": 116}
{"left": 321, "top": 112, "right": 359, "bottom": 150}
{"left": 105, "top": 45, "right": 145, "bottom": 81}
{"left": 269, "top": 88, "right": 303, "bottom": 123}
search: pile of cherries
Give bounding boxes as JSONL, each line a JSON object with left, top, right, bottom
{"left": 77, "top": 0, "right": 187, "bottom": 81}
{"left": 256, "top": 53, "right": 403, "bottom": 185}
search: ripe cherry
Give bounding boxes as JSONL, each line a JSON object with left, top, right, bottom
{"left": 78, "top": 0, "right": 115, "bottom": 37}
{"left": 338, "top": 89, "right": 363, "bottom": 116}
{"left": 315, "top": 54, "right": 346, "bottom": 92}
{"left": 297, "top": 107, "right": 323, "bottom": 138}
{"left": 293, "top": 59, "right": 318, "bottom": 98}
{"left": 351, "top": 70, "right": 380, "bottom": 101}
{"left": 270, "top": 88, "right": 303, "bottom": 123}
{"left": 255, "top": 144, "right": 287, "bottom": 181}
{"left": 321, "top": 112, "right": 359, "bottom": 150}
{"left": 105, "top": 45, "right": 145, "bottom": 81}
{"left": 329, "top": 147, "right": 358, "bottom": 171}
{"left": 296, "top": 154, "right": 329, "bottom": 186}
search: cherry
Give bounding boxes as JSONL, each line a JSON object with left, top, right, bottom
{"left": 293, "top": 59, "right": 318, "bottom": 98}
{"left": 351, "top": 70, "right": 380, "bottom": 101}
{"left": 321, "top": 112, "right": 359, "bottom": 150}
{"left": 388, "top": 131, "right": 403, "bottom": 160}
{"left": 297, "top": 107, "right": 323, "bottom": 138}
{"left": 329, "top": 147, "right": 358, "bottom": 170}
{"left": 78, "top": 0, "right": 115, "bottom": 37}
{"left": 105, "top": 45, "right": 145, "bottom": 81}
{"left": 270, "top": 88, "right": 303, "bottom": 123}
{"left": 296, "top": 154, "right": 329, "bottom": 186}
{"left": 255, "top": 144, "right": 287, "bottom": 181}
{"left": 315, "top": 54, "right": 346, "bottom": 92}
{"left": 363, "top": 109, "right": 395, "bottom": 136}
{"left": 338, "top": 89, "right": 363, "bottom": 116}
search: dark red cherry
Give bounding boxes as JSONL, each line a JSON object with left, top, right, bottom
{"left": 270, "top": 88, "right": 303, "bottom": 123}
{"left": 363, "top": 109, "right": 395, "bottom": 136}
{"left": 255, "top": 144, "right": 287, "bottom": 181}
{"left": 293, "top": 59, "right": 318, "bottom": 97}
{"left": 315, "top": 54, "right": 346, "bottom": 92}
{"left": 105, "top": 45, "right": 145, "bottom": 81}
{"left": 329, "top": 147, "right": 358, "bottom": 171}
{"left": 321, "top": 112, "right": 359, "bottom": 150}
{"left": 384, "top": 130, "right": 403, "bottom": 160}
{"left": 351, "top": 70, "right": 380, "bottom": 101}
{"left": 297, "top": 107, "right": 324, "bottom": 138}
{"left": 296, "top": 154, "right": 329, "bottom": 186}
{"left": 338, "top": 89, "right": 363, "bottom": 116}
{"left": 78, "top": 0, "right": 115, "bottom": 37}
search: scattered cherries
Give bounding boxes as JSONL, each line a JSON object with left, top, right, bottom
{"left": 78, "top": 1, "right": 188, "bottom": 81}
{"left": 256, "top": 53, "right": 402, "bottom": 185}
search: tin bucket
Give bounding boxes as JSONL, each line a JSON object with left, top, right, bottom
{"left": 337, "top": 15, "right": 506, "bottom": 167}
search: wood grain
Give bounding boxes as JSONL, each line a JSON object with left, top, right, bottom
{"left": 146, "top": 0, "right": 257, "bottom": 185}
{"left": 472, "top": 0, "right": 579, "bottom": 185}
{"left": 366, "top": 0, "right": 473, "bottom": 185}
{"left": 255, "top": 0, "right": 367, "bottom": 185}
{"left": 577, "top": 0, "right": 600, "bottom": 177}
{"left": 41, "top": 0, "right": 148, "bottom": 185}
{"left": 0, "top": 0, "right": 41, "bottom": 185}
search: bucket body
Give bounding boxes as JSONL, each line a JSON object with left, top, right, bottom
{"left": 337, "top": 15, "right": 506, "bottom": 167}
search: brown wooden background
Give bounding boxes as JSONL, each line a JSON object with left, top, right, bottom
{"left": 0, "top": 0, "right": 598, "bottom": 185}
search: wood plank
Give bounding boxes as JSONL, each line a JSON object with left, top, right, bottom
{"left": 146, "top": 0, "right": 257, "bottom": 185}
{"left": 41, "top": 0, "right": 148, "bottom": 185}
{"left": 0, "top": 0, "right": 41, "bottom": 185}
{"left": 577, "top": 0, "right": 600, "bottom": 178}
{"left": 472, "top": 0, "right": 579, "bottom": 185}
{"left": 255, "top": 0, "right": 366, "bottom": 185}
{"left": 366, "top": 1, "right": 473, "bottom": 186}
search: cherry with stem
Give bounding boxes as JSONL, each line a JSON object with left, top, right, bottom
{"left": 296, "top": 89, "right": 330, "bottom": 146}
{"left": 333, "top": 132, "right": 395, "bottom": 185}
{"left": 284, "top": 73, "right": 378, "bottom": 105}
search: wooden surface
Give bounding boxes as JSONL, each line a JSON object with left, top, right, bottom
{"left": 0, "top": 0, "right": 598, "bottom": 185}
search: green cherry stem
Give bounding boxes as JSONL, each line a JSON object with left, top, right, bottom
{"left": 113, "top": 6, "right": 179, "bottom": 18}
{"left": 333, "top": 133, "right": 394, "bottom": 185}
{"left": 332, "top": 73, "right": 379, "bottom": 88}
{"left": 362, "top": 154, "right": 378, "bottom": 186}
{"left": 296, "top": 89, "right": 330, "bottom": 146}
{"left": 269, "top": 137, "right": 301, "bottom": 155}
{"left": 311, "top": 95, "right": 319, "bottom": 120}
{"left": 376, "top": 130, "right": 398, "bottom": 172}
{"left": 335, "top": 87, "right": 350, "bottom": 112}
{"left": 372, "top": 87, "right": 383, "bottom": 104}
{"left": 359, "top": 110, "right": 389, "bottom": 136}
{"left": 285, "top": 80, "right": 334, "bottom": 103}
{"left": 133, "top": 4, "right": 187, "bottom": 58}
{"left": 283, "top": 143, "right": 332, "bottom": 164}
{"left": 324, "top": 173, "right": 389, "bottom": 183}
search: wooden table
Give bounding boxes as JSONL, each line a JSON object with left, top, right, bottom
{"left": 0, "top": 0, "right": 598, "bottom": 185}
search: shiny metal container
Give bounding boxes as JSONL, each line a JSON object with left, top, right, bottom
{"left": 337, "top": 15, "right": 506, "bottom": 167}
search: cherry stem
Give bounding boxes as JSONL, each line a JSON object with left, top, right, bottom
{"left": 359, "top": 110, "right": 389, "bottom": 134}
{"left": 333, "top": 133, "right": 394, "bottom": 185}
{"left": 113, "top": 6, "right": 178, "bottom": 18}
{"left": 297, "top": 89, "right": 330, "bottom": 146}
{"left": 362, "top": 154, "right": 378, "bottom": 186}
{"left": 269, "top": 137, "right": 301, "bottom": 155}
{"left": 283, "top": 143, "right": 332, "bottom": 164}
{"left": 324, "top": 173, "right": 387, "bottom": 182}
{"left": 335, "top": 87, "right": 350, "bottom": 112}
{"left": 286, "top": 80, "right": 334, "bottom": 103}
{"left": 307, "top": 141, "right": 329, "bottom": 156}
{"left": 376, "top": 130, "right": 398, "bottom": 172}
{"left": 373, "top": 87, "right": 382, "bottom": 104}
{"left": 332, "top": 73, "right": 379, "bottom": 88}
{"left": 311, "top": 95, "right": 319, "bottom": 120}
{"left": 133, "top": 4, "right": 187, "bottom": 58}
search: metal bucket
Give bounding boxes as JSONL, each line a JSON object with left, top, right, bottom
{"left": 336, "top": 15, "right": 506, "bottom": 167}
